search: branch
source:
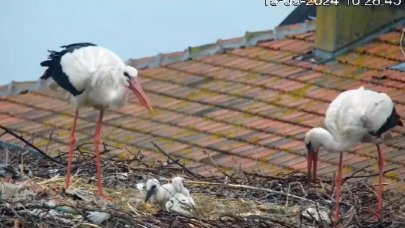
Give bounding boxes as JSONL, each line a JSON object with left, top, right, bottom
{"left": 202, "top": 150, "right": 238, "bottom": 184}
{"left": 0, "top": 125, "right": 61, "bottom": 164}
{"left": 183, "top": 180, "right": 316, "bottom": 204}
{"left": 400, "top": 28, "right": 405, "bottom": 59}
{"left": 152, "top": 142, "right": 201, "bottom": 179}
{"left": 341, "top": 167, "right": 397, "bottom": 185}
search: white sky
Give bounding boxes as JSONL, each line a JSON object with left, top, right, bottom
{"left": 0, "top": 1, "right": 295, "bottom": 85}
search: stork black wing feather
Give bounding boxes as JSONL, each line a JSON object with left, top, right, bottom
{"left": 372, "top": 107, "right": 403, "bottom": 137}
{"left": 40, "top": 42, "right": 97, "bottom": 96}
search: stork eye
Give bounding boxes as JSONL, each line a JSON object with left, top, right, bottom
{"left": 123, "top": 72, "right": 130, "bottom": 79}
{"left": 305, "top": 142, "right": 312, "bottom": 151}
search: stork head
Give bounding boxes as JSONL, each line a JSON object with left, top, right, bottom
{"left": 305, "top": 127, "right": 330, "bottom": 153}
{"left": 305, "top": 130, "right": 317, "bottom": 155}
{"left": 171, "top": 176, "right": 185, "bottom": 192}
{"left": 304, "top": 127, "right": 327, "bottom": 180}
{"left": 122, "top": 65, "right": 153, "bottom": 111}
{"left": 145, "top": 178, "right": 159, "bottom": 202}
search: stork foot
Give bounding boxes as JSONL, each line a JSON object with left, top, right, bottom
{"left": 97, "top": 191, "right": 113, "bottom": 201}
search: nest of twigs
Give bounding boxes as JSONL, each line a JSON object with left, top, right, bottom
{"left": 0, "top": 138, "right": 404, "bottom": 228}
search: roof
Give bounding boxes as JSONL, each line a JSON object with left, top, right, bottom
{"left": 279, "top": 4, "right": 316, "bottom": 26}
{"left": 1, "top": 22, "right": 405, "bottom": 189}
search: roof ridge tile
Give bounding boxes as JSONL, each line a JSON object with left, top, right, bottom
{"left": 128, "top": 21, "right": 315, "bottom": 70}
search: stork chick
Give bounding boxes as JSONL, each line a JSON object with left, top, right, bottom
{"left": 166, "top": 193, "right": 196, "bottom": 216}
{"left": 145, "top": 176, "right": 194, "bottom": 207}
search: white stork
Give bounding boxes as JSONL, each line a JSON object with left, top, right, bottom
{"left": 145, "top": 177, "right": 195, "bottom": 207}
{"left": 166, "top": 192, "right": 196, "bottom": 216}
{"left": 305, "top": 86, "right": 402, "bottom": 223}
{"left": 40, "top": 43, "right": 153, "bottom": 199}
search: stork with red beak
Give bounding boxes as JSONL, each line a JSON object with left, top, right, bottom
{"left": 305, "top": 86, "right": 402, "bottom": 224}
{"left": 40, "top": 43, "right": 153, "bottom": 199}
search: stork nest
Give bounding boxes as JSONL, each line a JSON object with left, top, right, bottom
{"left": 0, "top": 142, "right": 404, "bottom": 228}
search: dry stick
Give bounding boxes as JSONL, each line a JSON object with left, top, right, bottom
{"left": 45, "top": 129, "right": 55, "bottom": 155}
{"left": 345, "top": 184, "right": 360, "bottom": 226}
{"left": 202, "top": 150, "right": 239, "bottom": 183}
{"left": 341, "top": 167, "right": 397, "bottom": 185}
{"left": 400, "top": 28, "right": 405, "bottom": 59}
{"left": 298, "top": 182, "right": 308, "bottom": 197}
{"left": 152, "top": 141, "right": 201, "bottom": 179}
{"left": 0, "top": 125, "right": 61, "bottom": 164}
{"left": 242, "top": 214, "right": 297, "bottom": 228}
{"left": 184, "top": 180, "right": 316, "bottom": 204}
{"left": 241, "top": 170, "right": 284, "bottom": 181}
{"left": 314, "top": 201, "right": 327, "bottom": 227}
{"left": 285, "top": 183, "right": 291, "bottom": 208}
{"left": 254, "top": 150, "right": 263, "bottom": 175}
{"left": 0, "top": 131, "right": 7, "bottom": 138}
{"left": 360, "top": 188, "right": 405, "bottom": 222}
{"left": 340, "top": 165, "right": 373, "bottom": 184}
{"left": 341, "top": 185, "right": 356, "bottom": 227}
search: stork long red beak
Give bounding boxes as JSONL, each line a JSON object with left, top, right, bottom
{"left": 128, "top": 78, "right": 153, "bottom": 111}
{"left": 306, "top": 142, "right": 319, "bottom": 181}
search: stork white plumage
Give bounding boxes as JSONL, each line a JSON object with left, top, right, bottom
{"left": 166, "top": 192, "right": 196, "bottom": 216}
{"left": 145, "top": 177, "right": 195, "bottom": 207}
{"left": 40, "top": 43, "right": 153, "bottom": 199}
{"left": 145, "top": 178, "right": 174, "bottom": 207}
{"left": 305, "top": 86, "right": 402, "bottom": 223}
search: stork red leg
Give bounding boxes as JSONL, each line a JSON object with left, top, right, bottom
{"left": 66, "top": 109, "right": 79, "bottom": 189}
{"left": 376, "top": 144, "right": 383, "bottom": 220}
{"left": 94, "top": 110, "right": 110, "bottom": 199}
{"left": 334, "top": 152, "right": 343, "bottom": 226}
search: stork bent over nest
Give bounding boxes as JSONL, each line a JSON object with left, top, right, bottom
{"left": 305, "top": 86, "right": 402, "bottom": 224}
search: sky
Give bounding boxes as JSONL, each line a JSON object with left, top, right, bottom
{"left": 0, "top": 1, "right": 295, "bottom": 85}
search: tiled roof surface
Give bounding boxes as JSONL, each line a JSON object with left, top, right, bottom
{"left": 1, "top": 26, "right": 405, "bottom": 189}
{"left": 279, "top": 4, "right": 316, "bottom": 26}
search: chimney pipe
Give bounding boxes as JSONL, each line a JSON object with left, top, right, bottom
{"left": 314, "top": 5, "right": 405, "bottom": 61}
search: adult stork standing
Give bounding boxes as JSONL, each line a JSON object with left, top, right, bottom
{"left": 305, "top": 87, "right": 402, "bottom": 223}
{"left": 40, "top": 43, "right": 153, "bottom": 198}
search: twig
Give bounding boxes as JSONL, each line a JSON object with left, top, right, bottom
{"left": 9, "top": 207, "right": 22, "bottom": 220}
{"left": 341, "top": 185, "right": 356, "bottom": 227}
{"left": 315, "top": 201, "right": 329, "bottom": 227}
{"left": 298, "top": 182, "right": 307, "bottom": 197}
{"left": 285, "top": 183, "right": 291, "bottom": 208}
{"left": 340, "top": 164, "right": 373, "bottom": 184}
{"left": 127, "top": 202, "right": 141, "bottom": 216}
{"left": 341, "top": 167, "right": 397, "bottom": 185}
{"left": 231, "top": 156, "right": 242, "bottom": 174}
{"left": 184, "top": 180, "right": 316, "bottom": 204}
{"left": 243, "top": 214, "right": 298, "bottom": 228}
{"left": 202, "top": 150, "right": 238, "bottom": 183}
{"left": 152, "top": 142, "right": 201, "bottom": 179}
{"left": 241, "top": 171, "right": 284, "bottom": 181}
{"left": 254, "top": 150, "right": 263, "bottom": 176}
{"left": 345, "top": 184, "right": 359, "bottom": 226}
{"left": 400, "top": 28, "right": 405, "bottom": 59}
{"left": 0, "top": 125, "right": 61, "bottom": 164}
{"left": 45, "top": 129, "right": 55, "bottom": 155}
{"left": 78, "top": 223, "right": 101, "bottom": 228}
